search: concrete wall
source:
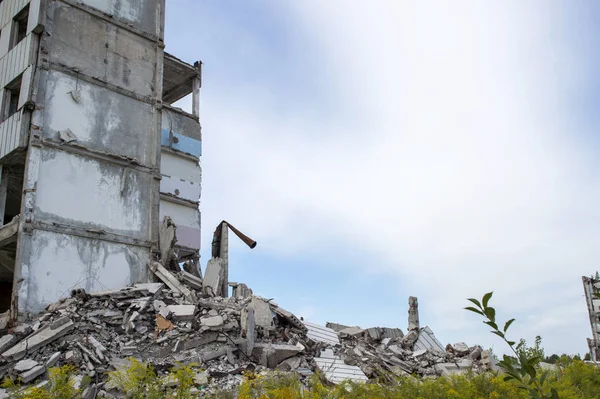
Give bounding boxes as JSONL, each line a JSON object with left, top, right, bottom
{"left": 12, "top": 0, "right": 164, "bottom": 316}
{"left": 16, "top": 229, "right": 149, "bottom": 314}
{"left": 78, "top": 0, "right": 161, "bottom": 36}
{"left": 45, "top": 1, "right": 157, "bottom": 97}
{"left": 39, "top": 70, "right": 157, "bottom": 166}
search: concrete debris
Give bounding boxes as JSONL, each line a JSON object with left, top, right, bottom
{"left": 14, "top": 359, "right": 40, "bottom": 372}
{"left": 304, "top": 321, "right": 340, "bottom": 346}
{"left": 0, "top": 311, "right": 8, "bottom": 331}
{"left": 315, "top": 349, "right": 368, "bottom": 384}
{"left": 230, "top": 282, "right": 253, "bottom": 299}
{"left": 168, "top": 305, "right": 196, "bottom": 321}
{"left": 203, "top": 257, "right": 225, "bottom": 296}
{"left": 408, "top": 296, "right": 420, "bottom": 331}
{"left": 0, "top": 268, "right": 488, "bottom": 395}
{"left": 339, "top": 326, "right": 364, "bottom": 338}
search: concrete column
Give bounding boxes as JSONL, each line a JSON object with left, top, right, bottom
{"left": 0, "top": 166, "right": 8, "bottom": 225}
{"left": 408, "top": 296, "right": 419, "bottom": 331}
{"left": 219, "top": 222, "right": 229, "bottom": 297}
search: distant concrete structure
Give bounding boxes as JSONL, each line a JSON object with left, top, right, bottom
{"left": 0, "top": 0, "right": 202, "bottom": 318}
{"left": 582, "top": 276, "right": 600, "bottom": 361}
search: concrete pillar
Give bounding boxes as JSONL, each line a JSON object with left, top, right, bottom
{"left": 219, "top": 222, "right": 229, "bottom": 297}
{"left": 408, "top": 296, "right": 419, "bottom": 331}
{"left": 0, "top": 166, "right": 7, "bottom": 225}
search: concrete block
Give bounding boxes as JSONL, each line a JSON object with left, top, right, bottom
{"left": 167, "top": 305, "right": 196, "bottom": 321}
{"left": 20, "top": 365, "right": 45, "bottom": 383}
{"left": 339, "top": 327, "right": 364, "bottom": 338}
{"left": 14, "top": 359, "right": 40, "bottom": 372}
{"left": 252, "top": 343, "right": 302, "bottom": 369}
{"left": 453, "top": 342, "right": 470, "bottom": 356}
{"left": 2, "top": 317, "right": 75, "bottom": 361}
{"left": 200, "top": 315, "right": 224, "bottom": 327}
{"left": 133, "top": 283, "right": 164, "bottom": 295}
{"left": 194, "top": 371, "right": 209, "bottom": 385}
{"left": 46, "top": 352, "right": 62, "bottom": 368}
{"left": 203, "top": 258, "right": 224, "bottom": 296}
{"left": 249, "top": 297, "right": 275, "bottom": 332}
{"left": 0, "top": 311, "right": 8, "bottom": 330}
{"left": 0, "top": 334, "right": 17, "bottom": 353}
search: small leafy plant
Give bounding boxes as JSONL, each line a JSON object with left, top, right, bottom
{"left": 465, "top": 291, "right": 559, "bottom": 399}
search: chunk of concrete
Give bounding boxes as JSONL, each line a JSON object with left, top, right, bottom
{"left": 276, "top": 356, "right": 302, "bottom": 371}
{"left": 201, "top": 315, "right": 224, "bottom": 327}
{"left": 249, "top": 297, "right": 275, "bottom": 332}
{"left": 400, "top": 329, "right": 419, "bottom": 349}
{"left": 0, "top": 311, "right": 8, "bottom": 330}
{"left": 167, "top": 305, "right": 196, "bottom": 321}
{"left": 453, "top": 342, "right": 470, "bottom": 356}
{"left": 20, "top": 365, "right": 45, "bottom": 383}
{"left": 246, "top": 308, "right": 255, "bottom": 354}
{"left": 14, "top": 358, "right": 40, "bottom": 372}
{"left": 46, "top": 352, "right": 62, "bottom": 368}
{"left": 252, "top": 343, "right": 302, "bottom": 369}
{"left": 194, "top": 371, "right": 209, "bottom": 385}
{"left": 2, "top": 317, "right": 75, "bottom": 361}
{"left": 0, "top": 334, "right": 17, "bottom": 353}
{"left": 339, "top": 327, "right": 364, "bottom": 338}
{"left": 408, "top": 296, "right": 419, "bottom": 331}
{"left": 203, "top": 258, "right": 225, "bottom": 296}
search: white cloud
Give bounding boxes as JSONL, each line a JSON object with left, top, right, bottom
{"left": 191, "top": 1, "right": 600, "bottom": 355}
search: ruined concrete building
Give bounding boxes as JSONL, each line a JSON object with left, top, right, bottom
{"left": 582, "top": 276, "right": 600, "bottom": 361}
{"left": 0, "top": 0, "right": 202, "bottom": 319}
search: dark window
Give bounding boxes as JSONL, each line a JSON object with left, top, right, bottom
{"left": 3, "top": 74, "right": 21, "bottom": 121}
{"left": 11, "top": 5, "right": 28, "bottom": 49}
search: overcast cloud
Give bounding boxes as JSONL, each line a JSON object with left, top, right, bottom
{"left": 167, "top": 0, "right": 600, "bottom": 356}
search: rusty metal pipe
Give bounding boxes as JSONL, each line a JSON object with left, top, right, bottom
{"left": 211, "top": 221, "right": 256, "bottom": 258}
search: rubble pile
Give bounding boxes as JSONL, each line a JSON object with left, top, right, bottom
{"left": 0, "top": 263, "right": 494, "bottom": 396}
{"left": 330, "top": 324, "right": 492, "bottom": 379}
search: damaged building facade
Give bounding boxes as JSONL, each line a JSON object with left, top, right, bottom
{"left": 0, "top": 0, "right": 202, "bottom": 318}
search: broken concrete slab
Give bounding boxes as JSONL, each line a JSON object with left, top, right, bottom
{"left": 14, "top": 359, "right": 40, "bottom": 372}
{"left": 413, "top": 326, "right": 445, "bottom": 353}
{"left": 339, "top": 327, "right": 364, "bottom": 338}
{"left": 304, "top": 321, "right": 340, "bottom": 346}
{"left": 452, "top": 342, "right": 470, "bottom": 356}
{"left": 245, "top": 308, "right": 256, "bottom": 354}
{"left": 252, "top": 343, "right": 302, "bottom": 369}
{"left": 179, "top": 271, "right": 203, "bottom": 290}
{"left": 0, "top": 311, "right": 8, "bottom": 330}
{"left": 159, "top": 216, "right": 177, "bottom": 268}
{"left": 133, "top": 283, "right": 164, "bottom": 295}
{"left": 326, "top": 322, "right": 352, "bottom": 332}
{"left": 276, "top": 356, "right": 302, "bottom": 371}
{"left": 200, "top": 315, "right": 224, "bottom": 327}
{"left": 314, "top": 349, "right": 368, "bottom": 384}
{"left": 203, "top": 258, "right": 225, "bottom": 297}
{"left": 249, "top": 297, "right": 275, "bottom": 332}
{"left": 2, "top": 317, "right": 75, "bottom": 361}
{"left": 20, "top": 365, "right": 45, "bottom": 383}
{"left": 0, "top": 334, "right": 17, "bottom": 353}
{"left": 147, "top": 261, "right": 192, "bottom": 299}
{"left": 46, "top": 352, "right": 62, "bottom": 368}
{"left": 167, "top": 305, "right": 196, "bottom": 321}
{"left": 271, "top": 305, "right": 307, "bottom": 333}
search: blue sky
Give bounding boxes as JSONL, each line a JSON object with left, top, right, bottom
{"left": 165, "top": 1, "right": 600, "bottom": 357}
